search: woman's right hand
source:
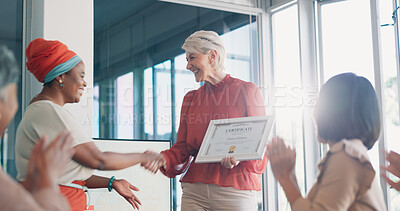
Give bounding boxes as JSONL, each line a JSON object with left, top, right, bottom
{"left": 23, "top": 130, "right": 74, "bottom": 192}
{"left": 140, "top": 150, "right": 166, "bottom": 173}
{"left": 266, "top": 137, "right": 296, "bottom": 182}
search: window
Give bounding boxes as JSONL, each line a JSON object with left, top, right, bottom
{"left": 117, "top": 72, "right": 134, "bottom": 139}
{"left": 94, "top": 1, "right": 259, "bottom": 141}
{"left": 379, "top": 0, "right": 400, "bottom": 209}
{"left": 266, "top": 0, "right": 400, "bottom": 209}
{"left": 93, "top": 84, "right": 100, "bottom": 138}
{"left": 317, "top": 0, "right": 380, "bottom": 175}
{"left": 173, "top": 54, "right": 201, "bottom": 135}
{"left": 271, "top": 4, "right": 306, "bottom": 210}
{"left": 144, "top": 67, "right": 154, "bottom": 138}
{"left": 154, "top": 61, "right": 172, "bottom": 140}
{"left": 318, "top": 0, "right": 375, "bottom": 83}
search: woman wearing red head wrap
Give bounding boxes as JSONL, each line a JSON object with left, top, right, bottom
{"left": 16, "top": 38, "right": 163, "bottom": 211}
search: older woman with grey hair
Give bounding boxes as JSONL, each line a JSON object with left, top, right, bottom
{"left": 143, "top": 30, "right": 268, "bottom": 211}
{"left": 0, "top": 45, "right": 74, "bottom": 210}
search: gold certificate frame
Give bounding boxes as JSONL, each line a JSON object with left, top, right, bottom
{"left": 195, "top": 115, "right": 275, "bottom": 163}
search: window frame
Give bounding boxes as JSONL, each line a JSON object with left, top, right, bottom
{"left": 265, "top": 0, "right": 394, "bottom": 210}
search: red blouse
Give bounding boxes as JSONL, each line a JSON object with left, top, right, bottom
{"left": 161, "top": 74, "right": 268, "bottom": 191}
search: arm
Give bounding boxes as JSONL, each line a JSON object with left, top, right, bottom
{"left": 73, "top": 142, "right": 160, "bottom": 170}
{"left": 84, "top": 174, "right": 112, "bottom": 188}
{"left": 269, "top": 138, "right": 368, "bottom": 211}
{"left": 267, "top": 137, "right": 301, "bottom": 205}
{"left": 160, "top": 119, "right": 191, "bottom": 177}
{"left": 27, "top": 102, "right": 161, "bottom": 171}
{"left": 157, "top": 91, "right": 195, "bottom": 177}
{"left": 85, "top": 175, "right": 142, "bottom": 209}
{"left": 291, "top": 152, "right": 366, "bottom": 210}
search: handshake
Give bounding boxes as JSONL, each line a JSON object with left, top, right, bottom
{"left": 140, "top": 151, "right": 167, "bottom": 173}
{"left": 140, "top": 150, "right": 241, "bottom": 173}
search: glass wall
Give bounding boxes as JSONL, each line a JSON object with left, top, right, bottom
{"left": 94, "top": 1, "right": 262, "bottom": 210}
{"left": 93, "top": 84, "right": 100, "bottom": 138}
{"left": 94, "top": 0, "right": 400, "bottom": 210}
{"left": 317, "top": 0, "right": 380, "bottom": 171}
{"left": 94, "top": 0, "right": 259, "bottom": 141}
{"left": 116, "top": 72, "right": 134, "bottom": 139}
{"left": 271, "top": 4, "right": 305, "bottom": 210}
{"left": 380, "top": 0, "right": 400, "bottom": 209}
{"left": 318, "top": 0, "right": 375, "bottom": 83}
{"left": 265, "top": 0, "right": 400, "bottom": 210}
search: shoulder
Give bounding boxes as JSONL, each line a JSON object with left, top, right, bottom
{"left": 24, "top": 101, "right": 63, "bottom": 119}
{"left": 319, "top": 139, "right": 375, "bottom": 185}
{"left": 19, "top": 101, "right": 67, "bottom": 132}
{"left": 182, "top": 90, "right": 199, "bottom": 105}
{"left": 229, "top": 77, "right": 259, "bottom": 91}
{"left": 17, "top": 101, "right": 68, "bottom": 146}
{"left": 324, "top": 150, "right": 362, "bottom": 170}
{"left": 19, "top": 100, "right": 73, "bottom": 132}
{"left": 184, "top": 90, "right": 196, "bottom": 98}
{"left": 328, "top": 139, "right": 371, "bottom": 166}
{"left": 29, "top": 100, "right": 63, "bottom": 109}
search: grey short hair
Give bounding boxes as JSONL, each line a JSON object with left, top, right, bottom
{"left": 182, "top": 30, "right": 226, "bottom": 72}
{"left": 0, "top": 45, "right": 19, "bottom": 100}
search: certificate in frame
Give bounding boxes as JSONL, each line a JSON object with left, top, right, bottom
{"left": 195, "top": 115, "right": 275, "bottom": 163}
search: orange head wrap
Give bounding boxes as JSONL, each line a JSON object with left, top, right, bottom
{"left": 26, "top": 38, "right": 80, "bottom": 83}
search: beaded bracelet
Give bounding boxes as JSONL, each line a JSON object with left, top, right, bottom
{"left": 108, "top": 176, "right": 115, "bottom": 192}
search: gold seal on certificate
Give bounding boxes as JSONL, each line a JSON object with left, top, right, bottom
{"left": 228, "top": 145, "right": 236, "bottom": 153}
{"left": 195, "top": 115, "right": 275, "bottom": 163}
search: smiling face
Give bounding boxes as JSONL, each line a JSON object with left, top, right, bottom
{"left": 186, "top": 52, "right": 214, "bottom": 83}
{"left": 59, "top": 62, "right": 87, "bottom": 103}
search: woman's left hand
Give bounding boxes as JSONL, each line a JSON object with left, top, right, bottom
{"left": 266, "top": 137, "right": 296, "bottom": 182}
{"left": 221, "top": 157, "right": 240, "bottom": 169}
{"left": 112, "top": 179, "right": 142, "bottom": 210}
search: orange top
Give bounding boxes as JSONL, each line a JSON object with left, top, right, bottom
{"left": 59, "top": 180, "right": 86, "bottom": 211}
{"left": 161, "top": 74, "right": 268, "bottom": 191}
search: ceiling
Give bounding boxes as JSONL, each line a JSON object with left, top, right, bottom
{"left": 94, "top": 0, "right": 157, "bottom": 33}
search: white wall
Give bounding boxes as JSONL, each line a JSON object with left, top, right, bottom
{"left": 25, "top": 0, "right": 93, "bottom": 135}
{"left": 90, "top": 140, "right": 170, "bottom": 211}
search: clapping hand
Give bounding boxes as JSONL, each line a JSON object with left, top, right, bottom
{"left": 23, "top": 130, "right": 74, "bottom": 192}
{"left": 266, "top": 137, "right": 296, "bottom": 182}
{"left": 382, "top": 150, "right": 400, "bottom": 191}
{"left": 140, "top": 150, "right": 166, "bottom": 173}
